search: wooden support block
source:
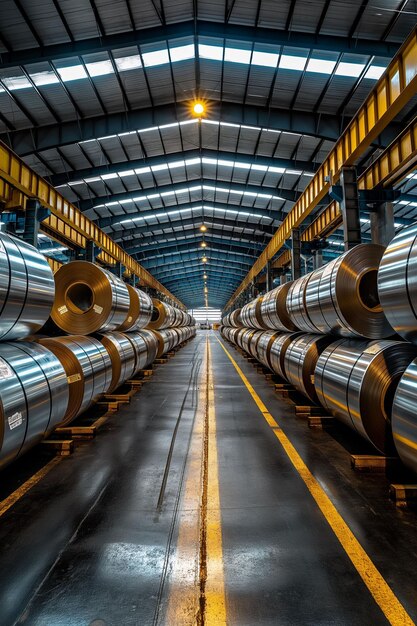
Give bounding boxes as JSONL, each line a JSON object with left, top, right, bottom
{"left": 56, "top": 426, "right": 97, "bottom": 440}
{"left": 126, "top": 378, "right": 144, "bottom": 390}
{"left": 154, "top": 358, "right": 168, "bottom": 365}
{"left": 141, "top": 369, "right": 153, "bottom": 377}
{"left": 96, "top": 400, "right": 119, "bottom": 412}
{"left": 350, "top": 455, "right": 399, "bottom": 472}
{"left": 389, "top": 484, "right": 417, "bottom": 507}
{"left": 101, "top": 391, "right": 132, "bottom": 403}
{"left": 308, "top": 415, "right": 335, "bottom": 429}
{"left": 41, "top": 439, "right": 74, "bottom": 455}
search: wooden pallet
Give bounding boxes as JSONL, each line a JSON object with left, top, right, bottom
{"left": 41, "top": 439, "right": 74, "bottom": 455}
{"left": 350, "top": 455, "right": 399, "bottom": 472}
{"left": 154, "top": 358, "right": 168, "bottom": 365}
{"left": 55, "top": 425, "right": 97, "bottom": 440}
{"left": 389, "top": 484, "right": 417, "bottom": 507}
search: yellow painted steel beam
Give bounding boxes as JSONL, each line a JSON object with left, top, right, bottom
{"left": 225, "top": 26, "right": 417, "bottom": 309}
{"left": 47, "top": 257, "right": 64, "bottom": 273}
{"left": 0, "top": 142, "right": 185, "bottom": 308}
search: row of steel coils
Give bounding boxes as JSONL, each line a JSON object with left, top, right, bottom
{"left": 222, "top": 228, "right": 417, "bottom": 477}
{"left": 0, "top": 232, "right": 196, "bottom": 471}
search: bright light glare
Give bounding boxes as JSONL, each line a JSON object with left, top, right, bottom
{"left": 193, "top": 102, "right": 205, "bottom": 115}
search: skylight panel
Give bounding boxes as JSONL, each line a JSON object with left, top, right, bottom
{"left": 251, "top": 50, "right": 279, "bottom": 68}
{"left": 135, "top": 166, "right": 151, "bottom": 175}
{"left": 119, "top": 169, "right": 136, "bottom": 177}
{"left": 101, "top": 173, "right": 118, "bottom": 180}
{"left": 31, "top": 71, "right": 60, "bottom": 87}
{"left": 198, "top": 44, "right": 224, "bottom": 61}
{"left": 364, "top": 65, "right": 386, "bottom": 80}
{"left": 142, "top": 49, "right": 170, "bottom": 67}
{"left": 57, "top": 65, "right": 88, "bottom": 82}
{"left": 224, "top": 47, "right": 251, "bottom": 64}
{"left": 306, "top": 58, "right": 337, "bottom": 75}
{"left": 2, "top": 76, "right": 32, "bottom": 90}
{"left": 279, "top": 54, "right": 307, "bottom": 71}
{"left": 169, "top": 44, "right": 195, "bottom": 62}
{"left": 335, "top": 62, "right": 365, "bottom": 78}
{"left": 86, "top": 60, "right": 114, "bottom": 77}
{"left": 151, "top": 163, "right": 169, "bottom": 172}
{"left": 115, "top": 55, "right": 142, "bottom": 71}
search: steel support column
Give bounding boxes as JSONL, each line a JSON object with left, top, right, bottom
{"left": 340, "top": 167, "right": 361, "bottom": 250}
{"left": 370, "top": 201, "right": 395, "bottom": 246}
{"left": 291, "top": 228, "right": 301, "bottom": 280}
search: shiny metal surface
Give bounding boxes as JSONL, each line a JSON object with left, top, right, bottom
{"left": 287, "top": 275, "right": 319, "bottom": 333}
{"left": 119, "top": 285, "right": 153, "bottom": 331}
{"left": 315, "top": 339, "right": 417, "bottom": 453}
{"left": 0, "top": 342, "right": 68, "bottom": 468}
{"left": 284, "top": 334, "right": 334, "bottom": 403}
{"left": 260, "top": 283, "right": 297, "bottom": 331}
{"left": 241, "top": 296, "right": 266, "bottom": 329}
{"left": 378, "top": 223, "right": 417, "bottom": 343}
{"left": 307, "top": 244, "right": 392, "bottom": 338}
{"left": 147, "top": 299, "right": 177, "bottom": 329}
{"left": 125, "top": 329, "right": 160, "bottom": 373}
{"left": 392, "top": 359, "right": 417, "bottom": 473}
{"left": 0, "top": 232, "right": 55, "bottom": 340}
{"left": 52, "top": 261, "right": 130, "bottom": 334}
{"left": 269, "top": 332, "right": 303, "bottom": 380}
{"left": 95, "top": 332, "right": 137, "bottom": 393}
{"left": 222, "top": 308, "right": 242, "bottom": 327}
{"left": 256, "top": 331, "right": 281, "bottom": 370}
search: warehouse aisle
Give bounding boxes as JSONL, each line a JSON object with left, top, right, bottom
{"left": 0, "top": 332, "right": 416, "bottom": 625}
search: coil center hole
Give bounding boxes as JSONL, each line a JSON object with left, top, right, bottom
{"left": 358, "top": 269, "right": 380, "bottom": 311}
{"left": 66, "top": 283, "right": 94, "bottom": 313}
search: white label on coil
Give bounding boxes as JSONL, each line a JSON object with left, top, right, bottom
{"left": 365, "top": 342, "right": 383, "bottom": 356}
{"left": 0, "top": 357, "right": 13, "bottom": 379}
{"left": 127, "top": 316, "right": 132, "bottom": 323}
{"left": 67, "top": 373, "right": 81, "bottom": 384}
{"left": 8, "top": 412, "right": 23, "bottom": 430}
{"left": 93, "top": 304, "right": 103, "bottom": 314}
{"left": 0, "top": 240, "right": 6, "bottom": 255}
{"left": 58, "top": 305, "right": 68, "bottom": 315}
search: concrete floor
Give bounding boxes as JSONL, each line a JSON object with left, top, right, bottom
{"left": 0, "top": 331, "right": 417, "bottom": 625}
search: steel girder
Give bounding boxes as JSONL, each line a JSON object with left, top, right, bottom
{"left": 136, "top": 242, "right": 258, "bottom": 261}
{"left": 119, "top": 231, "right": 268, "bottom": 252}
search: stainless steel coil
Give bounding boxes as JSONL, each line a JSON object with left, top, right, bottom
{"left": 306, "top": 244, "right": 392, "bottom": 338}
{"left": 378, "top": 223, "right": 417, "bottom": 343}
{"left": 0, "top": 232, "right": 55, "bottom": 340}
{"left": 287, "top": 275, "right": 319, "bottom": 333}
{"left": 124, "top": 330, "right": 159, "bottom": 374}
{"left": 256, "top": 331, "right": 282, "bottom": 370}
{"left": 119, "top": 285, "right": 153, "bottom": 331}
{"left": 248, "top": 330, "right": 266, "bottom": 359}
{"left": 95, "top": 331, "right": 137, "bottom": 393}
{"left": 269, "top": 332, "right": 303, "bottom": 380}
{"left": 39, "top": 335, "right": 113, "bottom": 425}
{"left": 260, "top": 283, "right": 297, "bottom": 332}
{"left": 392, "top": 359, "right": 417, "bottom": 474}
{"left": 315, "top": 339, "right": 417, "bottom": 453}
{"left": 241, "top": 296, "right": 266, "bottom": 329}
{"left": 52, "top": 261, "right": 130, "bottom": 335}
{"left": 284, "top": 334, "right": 334, "bottom": 403}
{"left": 222, "top": 309, "right": 242, "bottom": 327}
{"left": 0, "top": 342, "right": 68, "bottom": 469}
{"left": 147, "top": 299, "right": 178, "bottom": 329}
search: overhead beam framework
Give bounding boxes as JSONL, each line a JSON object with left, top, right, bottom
{"left": 120, "top": 228, "right": 268, "bottom": 249}
{"left": 0, "top": 20, "right": 399, "bottom": 70}
{"left": 48, "top": 149, "right": 319, "bottom": 187}
{"left": 2, "top": 102, "right": 402, "bottom": 157}
{"left": 225, "top": 26, "right": 417, "bottom": 310}
{"left": 128, "top": 236, "right": 263, "bottom": 257}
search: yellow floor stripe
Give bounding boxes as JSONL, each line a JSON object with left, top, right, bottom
{"left": 216, "top": 336, "right": 415, "bottom": 626}
{"left": 205, "top": 339, "right": 227, "bottom": 625}
{"left": 0, "top": 456, "right": 62, "bottom": 518}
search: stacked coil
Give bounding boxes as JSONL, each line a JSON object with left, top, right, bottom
{"left": 241, "top": 296, "right": 266, "bottom": 329}
{"left": 51, "top": 261, "right": 130, "bottom": 334}
{"left": 287, "top": 244, "right": 392, "bottom": 338}
{"left": 260, "top": 283, "right": 297, "bottom": 332}
{"left": 119, "top": 285, "right": 153, "bottom": 331}
{"left": 269, "top": 332, "right": 302, "bottom": 380}
{"left": 222, "top": 309, "right": 242, "bottom": 328}
{"left": 0, "top": 232, "right": 55, "bottom": 340}
{"left": 284, "top": 334, "right": 334, "bottom": 403}
{"left": 315, "top": 340, "right": 417, "bottom": 453}
{"left": 0, "top": 342, "right": 69, "bottom": 469}
{"left": 148, "top": 299, "right": 178, "bottom": 330}
{"left": 392, "top": 359, "right": 417, "bottom": 474}
{"left": 94, "top": 332, "right": 137, "bottom": 393}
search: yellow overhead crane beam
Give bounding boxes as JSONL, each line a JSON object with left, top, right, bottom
{"left": 225, "top": 26, "right": 417, "bottom": 310}
{"left": 0, "top": 142, "right": 185, "bottom": 309}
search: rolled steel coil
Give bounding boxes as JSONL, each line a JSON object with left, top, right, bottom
{"left": 315, "top": 339, "right": 417, "bottom": 454}
{"left": 39, "top": 335, "right": 113, "bottom": 425}
{"left": 119, "top": 285, "right": 153, "bottom": 331}
{"left": 150, "top": 329, "right": 177, "bottom": 357}
{"left": 95, "top": 331, "right": 137, "bottom": 393}
{"left": 392, "top": 359, "right": 417, "bottom": 474}
{"left": 147, "top": 299, "right": 178, "bottom": 329}
{"left": 0, "top": 342, "right": 68, "bottom": 469}
{"left": 222, "top": 309, "right": 242, "bottom": 327}
{"left": 52, "top": 261, "right": 130, "bottom": 335}
{"left": 124, "top": 330, "right": 159, "bottom": 374}
{"left": 260, "top": 283, "right": 297, "bottom": 332}
{"left": 378, "top": 223, "right": 417, "bottom": 343}
{"left": 0, "top": 232, "right": 55, "bottom": 340}
{"left": 287, "top": 244, "right": 392, "bottom": 338}
{"left": 241, "top": 296, "right": 267, "bottom": 329}
{"left": 239, "top": 328, "right": 263, "bottom": 356}
{"left": 284, "top": 334, "right": 334, "bottom": 403}
{"left": 256, "top": 331, "right": 282, "bottom": 370}
{"left": 269, "top": 332, "right": 303, "bottom": 380}
{"left": 287, "top": 274, "right": 321, "bottom": 334}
